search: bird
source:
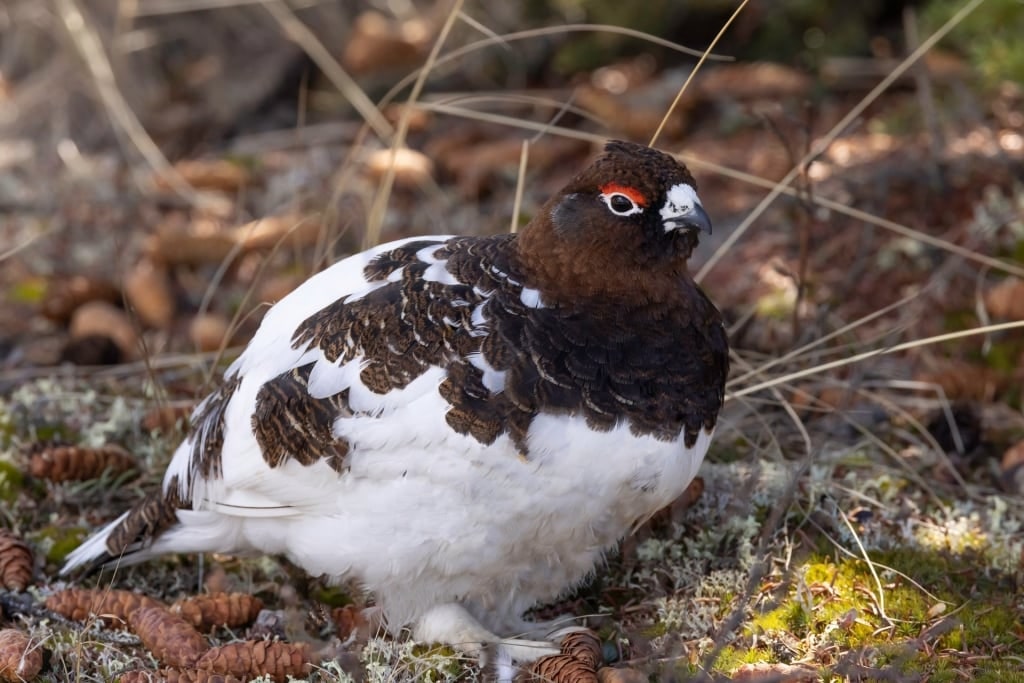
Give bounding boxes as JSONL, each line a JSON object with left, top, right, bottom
{"left": 63, "top": 139, "right": 729, "bottom": 666}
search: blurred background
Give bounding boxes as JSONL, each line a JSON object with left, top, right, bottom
{"left": 1, "top": 0, "right": 1021, "bottom": 366}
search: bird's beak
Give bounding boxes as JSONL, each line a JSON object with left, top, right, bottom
{"left": 661, "top": 183, "right": 713, "bottom": 235}
{"left": 664, "top": 203, "right": 713, "bottom": 235}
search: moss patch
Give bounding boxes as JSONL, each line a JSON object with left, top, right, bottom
{"left": 742, "top": 547, "right": 1024, "bottom": 678}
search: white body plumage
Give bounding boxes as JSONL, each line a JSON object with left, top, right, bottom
{"left": 67, "top": 237, "right": 711, "bottom": 636}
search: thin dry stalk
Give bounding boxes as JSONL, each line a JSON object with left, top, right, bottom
{"left": 430, "top": 92, "right": 599, "bottom": 125}
{"left": 134, "top": 0, "right": 266, "bottom": 15}
{"left": 727, "top": 291, "right": 920, "bottom": 388}
{"left": 378, "top": 23, "right": 732, "bottom": 112}
{"left": 903, "top": 5, "right": 945, "bottom": 177}
{"left": 195, "top": 215, "right": 326, "bottom": 392}
{"left": 729, "top": 320, "right": 1024, "bottom": 400}
{"left": 694, "top": 0, "right": 987, "bottom": 282}
{"left": 52, "top": 0, "right": 198, "bottom": 204}
{"left": 510, "top": 140, "right": 530, "bottom": 234}
{"left": 364, "top": 0, "right": 464, "bottom": 249}
{"left": 649, "top": 0, "right": 750, "bottom": 145}
{"left": 850, "top": 397, "right": 967, "bottom": 499}
{"left": 261, "top": 0, "right": 393, "bottom": 142}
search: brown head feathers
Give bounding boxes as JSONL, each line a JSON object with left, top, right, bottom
{"left": 518, "top": 140, "right": 708, "bottom": 307}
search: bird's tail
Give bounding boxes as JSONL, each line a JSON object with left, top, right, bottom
{"left": 61, "top": 491, "right": 182, "bottom": 575}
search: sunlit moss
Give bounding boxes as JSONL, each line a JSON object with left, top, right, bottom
{"left": 743, "top": 546, "right": 1024, "bottom": 678}
{"left": 714, "top": 644, "right": 780, "bottom": 672}
{"left": 754, "top": 288, "right": 796, "bottom": 320}
{"left": 31, "top": 524, "right": 89, "bottom": 565}
{"left": 973, "top": 664, "right": 1024, "bottom": 683}
{"left": 310, "top": 584, "right": 355, "bottom": 608}
{"left": 924, "top": 0, "right": 1024, "bottom": 89}
{"left": 0, "top": 458, "right": 24, "bottom": 503}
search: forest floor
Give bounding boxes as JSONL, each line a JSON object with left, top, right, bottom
{"left": 1, "top": 2, "right": 1023, "bottom": 681}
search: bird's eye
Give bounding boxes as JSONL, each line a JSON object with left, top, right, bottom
{"left": 610, "top": 194, "right": 635, "bottom": 212}
{"left": 600, "top": 191, "right": 644, "bottom": 217}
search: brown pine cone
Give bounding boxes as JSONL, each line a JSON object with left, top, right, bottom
{"left": 195, "top": 640, "right": 310, "bottom": 682}
{"left": 525, "top": 654, "right": 598, "bottom": 683}
{"left": 129, "top": 606, "right": 209, "bottom": 669}
{"left": 141, "top": 404, "right": 194, "bottom": 433}
{"left": 596, "top": 668, "right": 648, "bottom": 683}
{"left": 118, "top": 669, "right": 243, "bottom": 683}
{"left": 0, "top": 530, "right": 33, "bottom": 591}
{"left": 27, "top": 442, "right": 137, "bottom": 483}
{"left": 45, "top": 588, "right": 164, "bottom": 627}
{"left": 523, "top": 629, "right": 604, "bottom": 683}
{"left": 39, "top": 274, "right": 120, "bottom": 323}
{"left": 0, "top": 628, "right": 43, "bottom": 683}
{"left": 559, "top": 630, "right": 603, "bottom": 670}
{"left": 330, "top": 605, "right": 376, "bottom": 643}
{"left": 171, "top": 593, "right": 263, "bottom": 632}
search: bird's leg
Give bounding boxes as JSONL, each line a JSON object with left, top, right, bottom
{"left": 505, "top": 614, "right": 590, "bottom": 642}
{"left": 412, "top": 603, "right": 560, "bottom": 663}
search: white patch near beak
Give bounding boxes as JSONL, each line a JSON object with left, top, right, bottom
{"left": 660, "top": 184, "right": 710, "bottom": 233}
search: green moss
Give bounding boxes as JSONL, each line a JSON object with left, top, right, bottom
{"left": 750, "top": 603, "right": 790, "bottom": 634}
{"left": 8, "top": 277, "right": 47, "bottom": 304}
{"left": 31, "top": 423, "right": 80, "bottom": 444}
{"left": 405, "top": 644, "right": 466, "bottom": 681}
{"left": 973, "top": 663, "right": 1024, "bottom": 683}
{"left": 940, "top": 604, "right": 1022, "bottom": 652}
{"left": 713, "top": 645, "right": 779, "bottom": 672}
{"left": 641, "top": 621, "right": 669, "bottom": 639}
{"left": 0, "top": 459, "right": 24, "bottom": 503}
{"left": 31, "top": 524, "right": 88, "bottom": 565}
{"left": 743, "top": 546, "right": 1024, "bottom": 679}
{"left": 979, "top": 340, "right": 1021, "bottom": 373}
{"left": 310, "top": 584, "right": 355, "bottom": 608}
{"left": 706, "top": 437, "right": 750, "bottom": 464}
{"left": 924, "top": 0, "right": 1024, "bottom": 89}
{"left": 754, "top": 288, "right": 796, "bottom": 320}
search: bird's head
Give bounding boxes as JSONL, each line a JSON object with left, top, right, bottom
{"left": 518, "top": 140, "right": 711, "bottom": 305}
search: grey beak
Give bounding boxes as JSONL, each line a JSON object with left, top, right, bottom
{"left": 685, "top": 204, "right": 713, "bottom": 235}
{"left": 664, "top": 204, "right": 713, "bottom": 235}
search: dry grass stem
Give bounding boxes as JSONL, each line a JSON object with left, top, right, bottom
{"left": 649, "top": 0, "right": 750, "bottom": 146}
{"left": 695, "top": 0, "right": 988, "bottom": 282}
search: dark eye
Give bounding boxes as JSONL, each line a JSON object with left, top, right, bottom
{"left": 610, "top": 194, "right": 634, "bottom": 213}
{"left": 601, "top": 192, "right": 643, "bottom": 217}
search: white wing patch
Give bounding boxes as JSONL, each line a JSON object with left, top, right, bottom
{"left": 467, "top": 352, "right": 507, "bottom": 394}
{"left": 520, "top": 287, "right": 545, "bottom": 309}
{"left": 306, "top": 353, "right": 362, "bottom": 400}
{"left": 164, "top": 236, "right": 464, "bottom": 508}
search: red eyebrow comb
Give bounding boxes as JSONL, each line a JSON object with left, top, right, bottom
{"left": 599, "top": 183, "right": 647, "bottom": 207}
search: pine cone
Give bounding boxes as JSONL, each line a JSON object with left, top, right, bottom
{"left": 27, "top": 443, "right": 137, "bottom": 482}
{"left": 195, "top": 640, "right": 310, "bottom": 682}
{"left": 526, "top": 654, "right": 598, "bottom": 683}
{"left": 331, "top": 605, "right": 363, "bottom": 642}
{"left": 39, "top": 274, "right": 120, "bottom": 323}
{"left": 0, "top": 530, "right": 33, "bottom": 591}
{"left": 0, "top": 629, "right": 43, "bottom": 683}
{"left": 559, "top": 630, "right": 603, "bottom": 670}
{"left": 118, "top": 669, "right": 243, "bottom": 683}
{"left": 524, "top": 630, "right": 603, "bottom": 683}
{"left": 45, "top": 588, "right": 164, "bottom": 627}
{"left": 596, "top": 668, "right": 648, "bottom": 683}
{"left": 171, "top": 593, "right": 263, "bottom": 632}
{"left": 141, "top": 404, "right": 194, "bottom": 433}
{"left": 129, "top": 606, "right": 209, "bottom": 669}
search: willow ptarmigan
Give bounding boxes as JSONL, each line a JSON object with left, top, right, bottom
{"left": 63, "top": 140, "right": 728, "bottom": 663}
